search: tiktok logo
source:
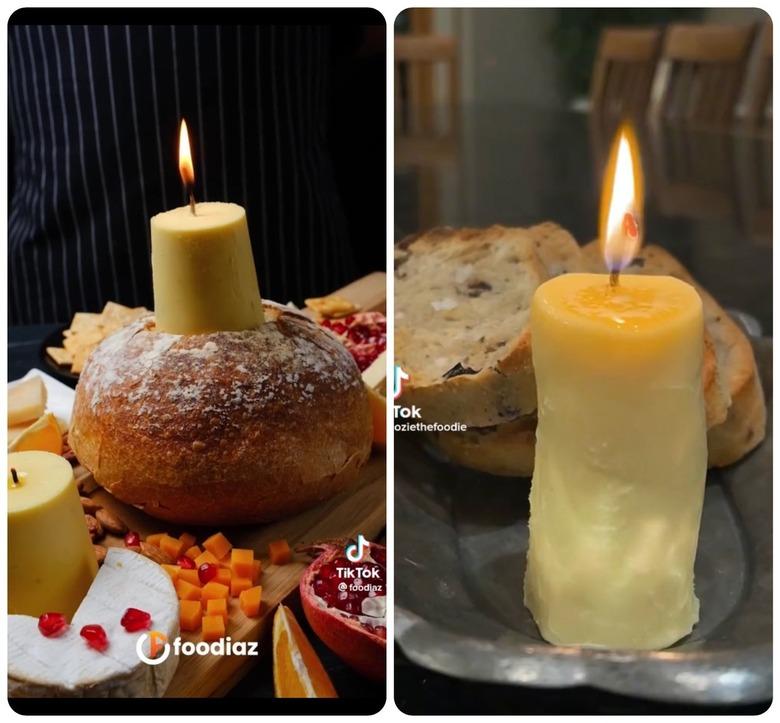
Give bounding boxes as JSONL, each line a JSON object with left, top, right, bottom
{"left": 393, "top": 366, "right": 410, "bottom": 399}
{"left": 345, "top": 534, "right": 369, "bottom": 563}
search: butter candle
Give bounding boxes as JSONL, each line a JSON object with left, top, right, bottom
{"left": 524, "top": 123, "right": 708, "bottom": 649}
{"left": 8, "top": 451, "right": 97, "bottom": 618}
{"left": 151, "top": 202, "right": 265, "bottom": 334}
{"left": 524, "top": 273, "right": 707, "bottom": 649}
{"left": 151, "top": 120, "right": 265, "bottom": 335}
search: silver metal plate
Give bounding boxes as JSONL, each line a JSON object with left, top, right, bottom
{"left": 395, "top": 338, "right": 772, "bottom": 704}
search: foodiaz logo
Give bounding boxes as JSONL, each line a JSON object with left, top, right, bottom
{"left": 136, "top": 630, "right": 260, "bottom": 665}
{"left": 136, "top": 630, "right": 170, "bottom": 666}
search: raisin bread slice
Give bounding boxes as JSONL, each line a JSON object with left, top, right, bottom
{"left": 430, "top": 416, "right": 536, "bottom": 477}
{"left": 395, "top": 223, "right": 582, "bottom": 426}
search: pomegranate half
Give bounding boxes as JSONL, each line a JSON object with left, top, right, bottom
{"left": 299, "top": 540, "right": 386, "bottom": 680}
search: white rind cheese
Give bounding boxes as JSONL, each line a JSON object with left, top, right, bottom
{"left": 9, "top": 548, "right": 179, "bottom": 697}
{"left": 8, "top": 375, "right": 47, "bottom": 427}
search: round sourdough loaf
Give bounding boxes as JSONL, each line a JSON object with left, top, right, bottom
{"left": 70, "top": 302, "right": 372, "bottom": 525}
{"left": 394, "top": 223, "right": 582, "bottom": 426}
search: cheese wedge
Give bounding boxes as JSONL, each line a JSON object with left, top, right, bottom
{"left": 8, "top": 413, "right": 63, "bottom": 455}
{"left": 8, "top": 376, "right": 47, "bottom": 427}
{"left": 9, "top": 548, "right": 179, "bottom": 697}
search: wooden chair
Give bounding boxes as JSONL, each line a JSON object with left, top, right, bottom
{"left": 736, "top": 22, "right": 772, "bottom": 129}
{"left": 394, "top": 32, "right": 461, "bottom": 231}
{"left": 590, "top": 27, "right": 662, "bottom": 120}
{"left": 649, "top": 23, "right": 756, "bottom": 126}
{"left": 394, "top": 34, "right": 459, "bottom": 136}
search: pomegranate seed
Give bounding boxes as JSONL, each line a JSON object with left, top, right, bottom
{"left": 38, "top": 612, "right": 69, "bottom": 638}
{"left": 120, "top": 607, "right": 152, "bottom": 632}
{"left": 319, "top": 563, "right": 336, "bottom": 580}
{"left": 124, "top": 530, "right": 141, "bottom": 547}
{"left": 198, "top": 562, "right": 218, "bottom": 584}
{"left": 177, "top": 555, "right": 196, "bottom": 570}
{"left": 80, "top": 624, "right": 109, "bottom": 651}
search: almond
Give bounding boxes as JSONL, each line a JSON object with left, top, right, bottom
{"left": 140, "top": 541, "right": 174, "bottom": 565}
{"left": 96, "top": 508, "right": 128, "bottom": 536}
{"left": 94, "top": 544, "right": 107, "bottom": 565}
{"left": 80, "top": 496, "right": 102, "bottom": 515}
{"left": 85, "top": 514, "right": 104, "bottom": 541}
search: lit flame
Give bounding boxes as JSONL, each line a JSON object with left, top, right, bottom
{"left": 178, "top": 119, "right": 194, "bottom": 188}
{"left": 599, "top": 123, "right": 644, "bottom": 273}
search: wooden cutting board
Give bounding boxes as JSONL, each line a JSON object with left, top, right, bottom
{"left": 76, "top": 272, "right": 387, "bottom": 698}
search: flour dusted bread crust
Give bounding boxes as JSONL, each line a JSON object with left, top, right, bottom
{"left": 395, "top": 223, "right": 582, "bottom": 426}
{"left": 70, "top": 302, "right": 372, "bottom": 525}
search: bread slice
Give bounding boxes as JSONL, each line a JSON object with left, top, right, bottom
{"left": 395, "top": 223, "right": 582, "bottom": 426}
{"left": 430, "top": 416, "right": 536, "bottom": 477}
{"left": 430, "top": 242, "right": 765, "bottom": 476}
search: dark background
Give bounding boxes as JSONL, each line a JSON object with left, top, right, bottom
{"left": 8, "top": 8, "right": 386, "bottom": 324}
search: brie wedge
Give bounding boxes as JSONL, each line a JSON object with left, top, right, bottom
{"left": 9, "top": 548, "right": 179, "bottom": 697}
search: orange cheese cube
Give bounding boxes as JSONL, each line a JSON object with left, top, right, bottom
{"left": 251, "top": 559, "right": 262, "bottom": 584}
{"left": 179, "top": 532, "right": 197, "bottom": 549}
{"left": 178, "top": 568, "right": 201, "bottom": 587}
{"left": 195, "top": 550, "right": 220, "bottom": 568}
{"left": 206, "top": 597, "right": 228, "bottom": 623}
{"left": 215, "top": 567, "right": 232, "bottom": 587}
{"left": 239, "top": 585, "right": 262, "bottom": 617}
{"left": 175, "top": 578, "right": 202, "bottom": 602}
{"left": 203, "top": 532, "right": 232, "bottom": 560}
{"left": 185, "top": 545, "right": 202, "bottom": 560}
{"left": 201, "top": 581, "right": 230, "bottom": 606}
{"left": 268, "top": 539, "right": 292, "bottom": 565}
{"left": 161, "top": 564, "right": 180, "bottom": 583}
{"left": 230, "top": 576, "right": 253, "bottom": 598}
{"left": 202, "top": 614, "right": 225, "bottom": 642}
{"left": 231, "top": 548, "right": 254, "bottom": 578}
{"left": 160, "top": 534, "right": 186, "bottom": 561}
{"left": 146, "top": 532, "right": 167, "bottom": 547}
{"left": 179, "top": 600, "right": 202, "bottom": 631}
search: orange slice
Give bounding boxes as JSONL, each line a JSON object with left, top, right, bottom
{"left": 8, "top": 413, "right": 63, "bottom": 455}
{"left": 273, "top": 605, "right": 337, "bottom": 698}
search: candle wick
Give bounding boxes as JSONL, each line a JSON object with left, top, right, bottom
{"left": 609, "top": 270, "right": 620, "bottom": 288}
{"left": 188, "top": 187, "right": 197, "bottom": 216}
{"left": 10, "top": 468, "right": 19, "bottom": 487}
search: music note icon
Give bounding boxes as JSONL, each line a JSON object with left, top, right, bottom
{"left": 345, "top": 534, "right": 368, "bottom": 563}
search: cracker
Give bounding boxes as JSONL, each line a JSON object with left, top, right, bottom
{"left": 46, "top": 346, "right": 73, "bottom": 366}
{"left": 305, "top": 295, "right": 360, "bottom": 318}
